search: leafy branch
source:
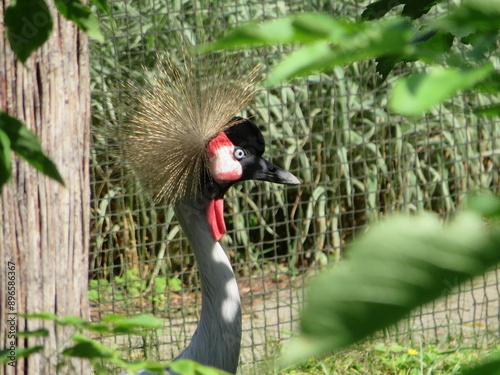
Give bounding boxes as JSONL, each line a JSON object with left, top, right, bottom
{"left": 0, "top": 112, "right": 64, "bottom": 187}
{"left": 279, "top": 194, "right": 500, "bottom": 374}
{"left": 1, "top": 0, "right": 107, "bottom": 192}
{"left": 203, "top": 0, "right": 500, "bottom": 117}
{"left": 0, "top": 313, "right": 228, "bottom": 375}
{"left": 4, "top": 0, "right": 106, "bottom": 63}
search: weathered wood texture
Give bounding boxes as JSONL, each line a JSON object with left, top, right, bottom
{"left": 0, "top": 1, "right": 90, "bottom": 374}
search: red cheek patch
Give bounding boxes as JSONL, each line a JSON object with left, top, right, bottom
{"left": 207, "top": 132, "right": 243, "bottom": 184}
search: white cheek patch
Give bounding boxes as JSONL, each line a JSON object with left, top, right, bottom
{"left": 208, "top": 146, "right": 243, "bottom": 183}
{"left": 207, "top": 133, "right": 243, "bottom": 184}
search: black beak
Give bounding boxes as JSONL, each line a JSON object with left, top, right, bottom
{"left": 245, "top": 156, "right": 300, "bottom": 185}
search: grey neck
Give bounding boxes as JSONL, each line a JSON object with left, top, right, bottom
{"left": 173, "top": 199, "right": 242, "bottom": 374}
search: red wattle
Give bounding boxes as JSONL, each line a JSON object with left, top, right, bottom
{"left": 207, "top": 198, "right": 226, "bottom": 241}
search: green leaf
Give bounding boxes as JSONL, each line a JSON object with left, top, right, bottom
{"left": 458, "top": 30, "right": 499, "bottom": 63}
{"left": 0, "top": 349, "right": 13, "bottom": 365}
{"left": 21, "top": 312, "right": 58, "bottom": 320}
{"left": 375, "top": 54, "right": 408, "bottom": 81}
{"left": 459, "top": 353, "right": 500, "bottom": 375}
{"left": 265, "top": 41, "right": 333, "bottom": 86}
{"left": 265, "top": 18, "right": 413, "bottom": 85}
{"left": 84, "top": 322, "right": 112, "bottom": 334}
{"left": 169, "top": 359, "right": 196, "bottom": 375}
{"left": 474, "top": 72, "right": 500, "bottom": 94}
{"left": 63, "top": 333, "right": 116, "bottom": 359}
{"left": 102, "top": 313, "right": 129, "bottom": 323}
{"left": 54, "top": 0, "right": 104, "bottom": 42}
{"left": 201, "top": 14, "right": 353, "bottom": 52}
{"left": 0, "top": 346, "right": 44, "bottom": 364}
{"left": 60, "top": 315, "right": 89, "bottom": 327}
{"left": 375, "top": 30, "right": 454, "bottom": 81}
{"left": 0, "top": 129, "right": 12, "bottom": 191}
{"left": 413, "top": 30, "right": 454, "bottom": 62}
{"left": 362, "top": 0, "right": 443, "bottom": 20}
{"left": 16, "top": 328, "right": 49, "bottom": 338}
{"left": 168, "top": 277, "right": 182, "bottom": 292}
{"left": 89, "top": 0, "right": 110, "bottom": 14}
{"left": 113, "top": 314, "right": 163, "bottom": 329}
{"left": 169, "top": 359, "right": 229, "bottom": 375}
{"left": 474, "top": 104, "right": 500, "bottom": 118}
{"left": 280, "top": 210, "right": 500, "bottom": 367}
{"left": 0, "top": 112, "right": 64, "bottom": 185}
{"left": 4, "top": 0, "right": 53, "bottom": 63}
{"left": 125, "top": 360, "right": 168, "bottom": 374}
{"left": 88, "top": 289, "right": 99, "bottom": 301}
{"left": 401, "top": 0, "right": 444, "bottom": 19}
{"left": 436, "top": 0, "right": 500, "bottom": 35}
{"left": 361, "top": 0, "right": 406, "bottom": 20}
{"left": 468, "top": 194, "right": 500, "bottom": 219}
{"left": 63, "top": 342, "right": 114, "bottom": 359}
{"left": 389, "top": 64, "right": 493, "bottom": 116}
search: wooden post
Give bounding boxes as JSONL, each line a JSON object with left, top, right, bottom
{"left": 0, "top": 1, "right": 91, "bottom": 374}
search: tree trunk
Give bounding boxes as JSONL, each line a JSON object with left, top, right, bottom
{"left": 0, "top": 1, "right": 90, "bottom": 374}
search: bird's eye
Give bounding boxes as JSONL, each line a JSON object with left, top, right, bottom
{"left": 233, "top": 148, "right": 247, "bottom": 160}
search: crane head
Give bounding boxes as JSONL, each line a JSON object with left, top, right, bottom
{"left": 204, "top": 117, "right": 299, "bottom": 241}
{"left": 207, "top": 117, "right": 299, "bottom": 186}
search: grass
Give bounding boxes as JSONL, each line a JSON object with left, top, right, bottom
{"left": 91, "top": 337, "right": 496, "bottom": 375}
{"left": 279, "top": 342, "right": 497, "bottom": 375}
{"left": 88, "top": 0, "right": 500, "bottom": 371}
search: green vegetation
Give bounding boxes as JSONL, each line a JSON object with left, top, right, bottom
{"left": 206, "top": 0, "right": 499, "bottom": 116}
{"left": 1, "top": 0, "right": 107, "bottom": 192}
{"left": 281, "top": 342, "right": 498, "bottom": 375}
{"left": 89, "top": 271, "right": 182, "bottom": 307}
{"left": 3, "top": 0, "right": 498, "bottom": 373}
{"left": 8, "top": 195, "right": 499, "bottom": 374}
{"left": 88, "top": 0, "right": 500, "bottom": 371}
{"left": 0, "top": 312, "right": 226, "bottom": 375}
{"left": 279, "top": 194, "right": 500, "bottom": 371}
{"left": 0, "top": 112, "right": 64, "bottom": 190}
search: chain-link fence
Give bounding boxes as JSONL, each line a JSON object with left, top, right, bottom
{"left": 89, "top": 0, "right": 500, "bottom": 373}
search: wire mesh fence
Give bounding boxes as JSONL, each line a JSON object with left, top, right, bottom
{"left": 89, "top": 0, "right": 500, "bottom": 373}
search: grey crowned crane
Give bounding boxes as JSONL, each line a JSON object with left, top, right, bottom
{"left": 118, "top": 57, "right": 299, "bottom": 374}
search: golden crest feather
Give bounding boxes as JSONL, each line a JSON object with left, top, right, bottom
{"left": 118, "top": 54, "right": 261, "bottom": 204}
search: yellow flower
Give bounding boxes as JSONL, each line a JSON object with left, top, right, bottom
{"left": 407, "top": 348, "right": 419, "bottom": 355}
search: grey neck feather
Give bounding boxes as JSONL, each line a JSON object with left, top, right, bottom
{"left": 173, "top": 199, "right": 242, "bottom": 374}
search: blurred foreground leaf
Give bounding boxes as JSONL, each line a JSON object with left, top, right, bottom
{"left": 474, "top": 104, "right": 500, "bottom": 118}
{"left": 63, "top": 339, "right": 114, "bottom": 359}
{"left": 55, "top": 0, "right": 104, "bottom": 42}
{"left": 436, "top": 0, "right": 500, "bottom": 34}
{"left": 16, "top": 328, "right": 50, "bottom": 338}
{"left": 0, "top": 112, "right": 64, "bottom": 186}
{"left": 200, "top": 14, "right": 357, "bottom": 51}
{"left": 0, "top": 129, "right": 12, "bottom": 190}
{"left": 280, "top": 208, "right": 500, "bottom": 367}
{"left": 107, "top": 313, "right": 164, "bottom": 333}
{"left": 459, "top": 353, "right": 500, "bottom": 375}
{"left": 89, "top": 0, "right": 110, "bottom": 14}
{"left": 362, "top": 0, "right": 444, "bottom": 20}
{"left": 0, "top": 346, "right": 44, "bottom": 364}
{"left": 169, "top": 359, "right": 229, "bottom": 375}
{"left": 265, "top": 18, "right": 413, "bottom": 85}
{"left": 4, "top": 0, "right": 53, "bottom": 63}
{"left": 389, "top": 64, "right": 493, "bottom": 116}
